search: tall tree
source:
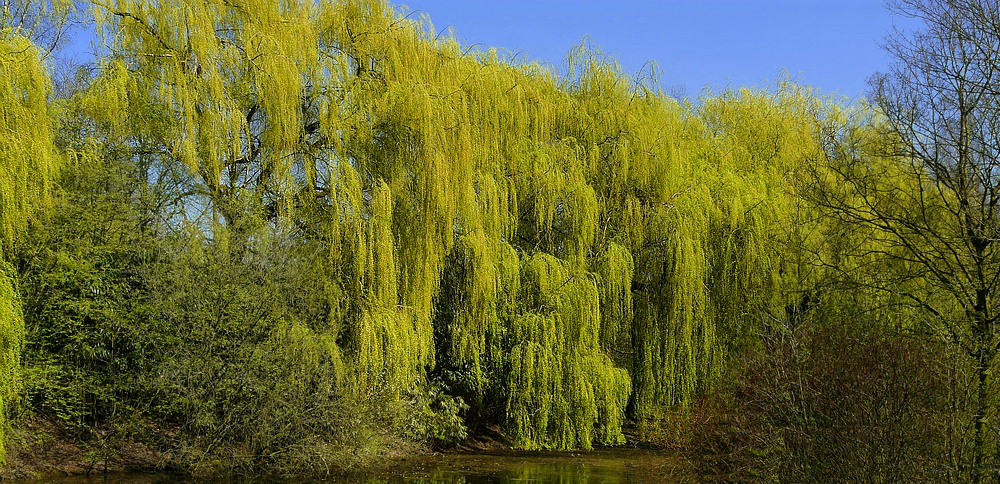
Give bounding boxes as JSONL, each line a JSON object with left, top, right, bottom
{"left": 0, "top": 29, "right": 59, "bottom": 461}
{"left": 0, "top": 0, "right": 83, "bottom": 58}
{"left": 83, "top": 0, "right": 824, "bottom": 451}
{"left": 809, "top": 0, "right": 1000, "bottom": 480}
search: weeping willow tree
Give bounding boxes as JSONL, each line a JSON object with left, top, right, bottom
{"left": 81, "top": 0, "right": 849, "bottom": 450}
{"left": 0, "top": 27, "right": 60, "bottom": 459}
{"left": 555, "top": 52, "right": 827, "bottom": 416}
{"left": 505, "top": 254, "right": 630, "bottom": 449}
{"left": 88, "top": 0, "right": 319, "bottom": 232}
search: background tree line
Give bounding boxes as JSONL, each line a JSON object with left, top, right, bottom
{"left": 1, "top": 0, "right": 998, "bottom": 481}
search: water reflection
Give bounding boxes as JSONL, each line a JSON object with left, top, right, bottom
{"left": 375, "top": 461, "right": 630, "bottom": 483}
{"left": 350, "top": 450, "right": 684, "bottom": 484}
{"left": 23, "top": 450, "right": 686, "bottom": 483}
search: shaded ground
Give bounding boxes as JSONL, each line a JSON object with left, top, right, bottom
{"left": 1, "top": 417, "right": 168, "bottom": 481}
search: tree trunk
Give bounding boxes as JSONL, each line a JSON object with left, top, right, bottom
{"left": 974, "top": 349, "right": 989, "bottom": 483}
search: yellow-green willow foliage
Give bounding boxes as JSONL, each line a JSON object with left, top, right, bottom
{"left": 437, "top": 233, "right": 520, "bottom": 396}
{"left": 85, "top": 0, "right": 841, "bottom": 448}
{"left": 556, "top": 57, "right": 825, "bottom": 414}
{"left": 0, "top": 261, "right": 21, "bottom": 462}
{"left": 508, "top": 254, "right": 630, "bottom": 449}
{"left": 89, "top": 0, "right": 318, "bottom": 229}
{"left": 0, "top": 31, "right": 58, "bottom": 461}
{"left": 0, "top": 34, "right": 57, "bottom": 247}
{"left": 697, "top": 86, "right": 825, "bottom": 345}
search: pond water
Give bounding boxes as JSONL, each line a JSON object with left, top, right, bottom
{"left": 27, "top": 449, "right": 692, "bottom": 483}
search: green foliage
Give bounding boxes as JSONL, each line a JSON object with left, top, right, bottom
{"left": 0, "top": 33, "right": 57, "bottom": 248}
{"left": 0, "top": 260, "right": 22, "bottom": 462}
{"left": 138, "top": 235, "right": 346, "bottom": 466}
{"left": 402, "top": 382, "right": 469, "bottom": 448}
{"left": 16, "top": 87, "right": 160, "bottom": 433}
{"left": 70, "top": 0, "right": 841, "bottom": 452}
{"left": 12, "top": 0, "right": 962, "bottom": 474}
{"left": 0, "top": 28, "right": 59, "bottom": 462}
{"left": 20, "top": 247, "right": 149, "bottom": 424}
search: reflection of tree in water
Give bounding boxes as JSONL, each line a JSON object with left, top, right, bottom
{"left": 363, "top": 458, "right": 642, "bottom": 484}
{"left": 502, "top": 461, "right": 628, "bottom": 484}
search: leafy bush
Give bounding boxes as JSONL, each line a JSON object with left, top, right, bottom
{"left": 402, "top": 381, "right": 469, "bottom": 448}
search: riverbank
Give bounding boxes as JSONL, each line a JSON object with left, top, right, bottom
{"left": 4, "top": 446, "right": 693, "bottom": 483}
{"left": 0, "top": 415, "right": 424, "bottom": 481}
{"left": 1, "top": 417, "right": 169, "bottom": 480}
{"left": 0, "top": 416, "right": 697, "bottom": 482}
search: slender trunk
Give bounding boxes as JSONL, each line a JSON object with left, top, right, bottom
{"left": 974, "top": 349, "right": 989, "bottom": 483}
{"left": 971, "top": 234, "right": 992, "bottom": 483}
{"left": 949, "top": 352, "right": 960, "bottom": 482}
{"left": 991, "top": 346, "right": 1000, "bottom": 484}
{"left": 971, "top": 292, "right": 996, "bottom": 484}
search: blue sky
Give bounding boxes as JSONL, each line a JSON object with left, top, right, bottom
{"left": 63, "top": 1, "right": 922, "bottom": 100}
{"left": 397, "top": 1, "right": 922, "bottom": 99}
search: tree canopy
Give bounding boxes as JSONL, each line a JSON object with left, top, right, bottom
{"left": 4, "top": 1, "right": 989, "bottom": 480}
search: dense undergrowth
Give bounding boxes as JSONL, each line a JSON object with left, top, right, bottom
{"left": 0, "top": 0, "right": 995, "bottom": 481}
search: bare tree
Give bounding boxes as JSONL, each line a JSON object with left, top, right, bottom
{"left": 0, "top": 0, "right": 88, "bottom": 59}
{"left": 807, "top": 1, "right": 1000, "bottom": 481}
